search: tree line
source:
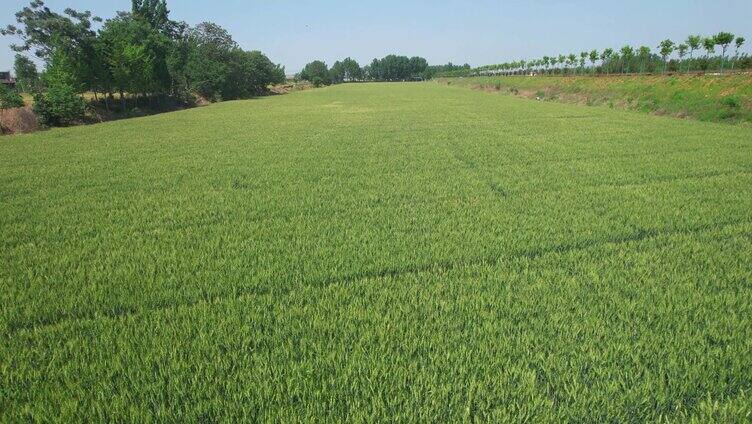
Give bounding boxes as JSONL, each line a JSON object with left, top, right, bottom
{"left": 2, "top": 0, "right": 285, "bottom": 126}
{"left": 473, "top": 32, "right": 748, "bottom": 77}
{"left": 297, "top": 56, "right": 470, "bottom": 86}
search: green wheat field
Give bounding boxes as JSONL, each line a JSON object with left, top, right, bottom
{"left": 2, "top": 82, "right": 751, "bottom": 421}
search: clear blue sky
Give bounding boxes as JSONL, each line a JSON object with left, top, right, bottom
{"left": 2, "top": 0, "right": 751, "bottom": 73}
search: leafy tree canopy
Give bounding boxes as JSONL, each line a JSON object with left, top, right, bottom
{"left": 1, "top": 0, "right": 100, "bottom": 60}
{"left": 299, "top": 60, "right": 330, "bottom": 86}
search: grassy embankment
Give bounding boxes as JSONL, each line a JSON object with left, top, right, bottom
{"left": 440, "top": 74, "right": 752, "bottom": 123}
{"left": 2, "top": 83, "right": 752, "bottom": 421}
{"left": 3, "top": 84, "right": 310, "bottom": 135}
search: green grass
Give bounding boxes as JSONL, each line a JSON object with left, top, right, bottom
{"left": 442, "top": 74, "right": 752, "bottom": 124}
{"left": 2, "top": 82, "right": 752, "bottom": 421}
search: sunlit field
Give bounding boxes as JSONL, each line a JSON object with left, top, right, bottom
{"left": 2, "top": 82, "right": 751, "bottom": 421}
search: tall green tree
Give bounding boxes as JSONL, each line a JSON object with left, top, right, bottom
{"left": 732, "top": 37, "right": 745, "bottom": 70}
{"left": 171, "top": 22, "right": 283, "bottom": 100}
{"left": 13, "top": 54, "right": 39, "bottom": 93}
{"left": 658, "top": 39, "right": 675, "bottom": 73}
{"left": 637, "top": 46, "right": 651, "bottom": 73}
{"left": 132, "top": 0, "right": 170, "bottom": 33}
{"left": 2, "top": 1, "right": 101, "bottom": 94}
{"left": 408, "top": 56, "right": 428, "bottom": 79}
{"left": 367, "top": 58, "right": 381, "bottom": 80}
{"left": 384, "top": 55, "right": 411, "bottom": 80}
{"left": 700, "top": 37, "right": 716, "bottom": 72}
{"left": 183, "top": 22, "right": 236, "bottom": 100}
{"left": 224, "top": 49, "right": 284, "bottom": 97}
{"left": 714, "top": 32, "right": 735, "bottom": 72}
{"left": 600, "top": 49, "right": 614, "bottom": 74}
{"left": 588, "top": 50, "right": 598, "bottom": 74}
{"left": 685, "top": 35, "right": 702, "bottom": 71}
{"left": 3, "top": 0, "right": 287, "bottom": 126}
{"left": 329, "top": 60, "right": 345, "bottom": 84}
{"left": 1, "top": 1, "right": 100, "bottom": 60}
{"left": 359, "top": 55, "right": 430, "bottom": 81}
{"left": 34, "top": 47, "right": 86, "bottom": 125}
{"left": 299, "top": 60, "right": 330, "bottom": 86}
{"left": 579, "top": 52, "right": 588, "bottom": 74}
{"left": 620, "top": 46, "right": 634, "bottom": 73}
{"left": 676, "top": 44, "right": 688, "bottom": 72}
{"left": 567, "top": 54, "right": 577, "bottom": 74}
{"left": 702, "top": 37, "right": 716, "bottom": 58}
{"left": 98, "top": 14, "right": 157, "bottom": 109}
{"left": 165, "top": 21, "right": 192, "bottom": 99}
{"left": 340, "top": 57, "right": 362, "bottom": 81}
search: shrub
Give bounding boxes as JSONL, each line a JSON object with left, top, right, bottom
{"left": 33, "top": 82, "right": 86, "bottom": 127}
{"left": 0, "top": 84, "right": 25, "bottom": 109}
{"left": 721, "top": 95, "right": 741, "bottom": 109}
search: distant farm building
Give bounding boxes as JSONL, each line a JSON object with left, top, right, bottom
{"left": 0, "top": 72, "right": 16, "bottom": 88}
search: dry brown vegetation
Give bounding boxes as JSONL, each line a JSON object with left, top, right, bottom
{"left": 269, "top": 81, "right": 315, "bottom": 95}
{"left": 0, "top": 107, "right": 38, "bottom": 135}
